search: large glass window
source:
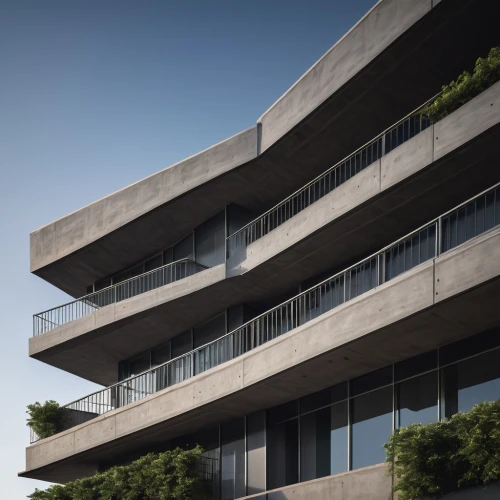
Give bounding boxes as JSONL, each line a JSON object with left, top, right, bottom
{"left": 300, "top": 400, "right": 348, "bottom": 481}
{"left": 441, "top": 348, "right": 500, "bottom": 419}
{"left": 351, "top": 386, "right": 392, "bottom": 470}
{"left": 247, "top": 411, "right": 266, "bottom": 495}
{"left": 221, "top": 419, "right": 245, "bottom": 500}
{"left": 267, "top": 418, "right": 298, "bottom": 490}
{"left": 173, "top": 233, "right": 194, "bottom": 261}
{"left": 396, "top": 371, "right": 438, "bottom": 428}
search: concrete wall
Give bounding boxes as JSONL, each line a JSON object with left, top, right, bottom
{"left": 22, "top": 226, "right": 500, "bottom": 479}
{"left": 30, "top": 126, "right": 257, "bottom": 273}
{"left": 242, "top": 464, "right": 392, "bottom": 500}
{"left": 258, "top": 0, "right": 432, "bottom": 152}
{"left": 30, "top": 264, "right": 226, "bottom": 385}
{"left": 236, "top": 81, "right": 500, "bottom": 274}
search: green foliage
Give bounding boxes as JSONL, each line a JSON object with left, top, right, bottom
{"left": 28, "top": 446, "right": 213, "bottom": 500}
{"left": 26, "top": 401, "right": 68, "bottom": 440}
{"left": 385, "top": 400, "right": 500, "bottom": 500}
{"left": 424, "top": 47, "right": 500, "bottom": 122}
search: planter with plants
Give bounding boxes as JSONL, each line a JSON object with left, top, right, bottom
{"left": 28, "top": 446, "right": 213, "bottom": 500}
{"left": 385, "top": 400, "right": 500, "bottom": 500}
{"left": 26, "top": 400, "right": 69, "bottom": 440}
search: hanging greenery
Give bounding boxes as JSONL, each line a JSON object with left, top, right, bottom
{"left": 29, "top": 446, "right": 212, "bottom": 500}
{"left": 385, "top": 400, "right": 500, "bottom": 500}
{"left": 26, "top": 401, "right": 69, "bottom": 440}
{"left": 424, "top": 47, "right": 500, "bottom": 123}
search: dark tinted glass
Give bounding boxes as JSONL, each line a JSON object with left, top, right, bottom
{"left": 173, "top": 233, "right": 194, "bottom": 261}
{"left": 268, "top": 400, "right": 299, "bottom": 426}
{"left": 350, "top": 366, "right": 392, "bottom": 397}
{"left": 440, "top": 327, "right": 500, "bottom": 366}
{"left": 441, "top": 348, "right": 500, "bottom": 419}
{"left": 351, "top": 386, "right": 392, "bottom": 470}
{"left": 145, "top": 254, "right": 163, "bottom": 272}
{"left": 151, "top": 342, "right": 170, "bottom": 367}
{"left": 397, "top": 371, "right": 437, "bottom": 428}
{"left": 394, "top": 350, "right": 437, "bottom": 382}
{"left": 193, "top": 312, "right": 226, "bottom": 348}
{"left": 171, "top": 331, "right": 192, "bottom": 359}
{"left": 221, "top": 419, "right": 245, "bottom": 500}
{"left": 267, "top": 418, "right": 298, "bottom": 489}
{"left": 300, "top": 382, "right": 348, "bottom": 414}
{"left": 247, "top": 411, "right": 266, "bottom": 495}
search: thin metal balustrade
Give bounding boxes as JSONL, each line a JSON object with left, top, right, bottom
{"left": 33, "top": 259, "right": 208, "bottom": 336}
{"left": 30, "top": 183, "right": 500, "bottom": 444}
{"left": 226, "top": 94, "right": 439, "bottom": 267}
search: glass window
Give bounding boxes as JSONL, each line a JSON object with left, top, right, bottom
{"left": 221, "top": 419, "right": 245, "bottom": 500}
{"left": 301, "top": 382, "right": 347, "bottom": 414}
{"left": 300, "top": 401, "right": 348, "bottom": 481}
{"left": 151, "top": 342, "right": 170, "bottom": 368}
{"left": 247, "top": 411, "right": 266, "bottom": 495}
{"left": 395, "top": 350, "right": 437, "bottom": 382}
{"left": 127, "top": 351, "right": 151, "bottom": 377}
{"left": 95, "top": 277, "right": 112, "bottom": 291}
{"left": 193, "top": 313, "right": 226, "bottom": 349}
{"left": 268, "top": 400, "right": 299, "bottom": 426}
{"left": 195, "top": 210, "right": 226, "bottom": 268}
{"left": 440, "top": 327, "right": 500, "bottom": 366}
{"left": 171, "top": 331, "right": 193, "bottom": 359}
{"left": 145, "top": 254, "right": 163, "bottom": 272}
{"left": 350, "top": 366, "right": 392, "bottom": 397}
{"left": 267, "top": 418, "right": 298, "bottom": 490}
{"left": 397, "top": 371, "right": 438, "bottom": 428}
{"left": 163, "top": 247, "right": 173, "bottom": 265}
{"left": 351, "top": 386, "right": 393, "bottom": 470}
{"left": 441, "top": 348, "right": 500, "bottom": 419}
{"left": 173, "top": 233, "right": 194, "bottom": 261}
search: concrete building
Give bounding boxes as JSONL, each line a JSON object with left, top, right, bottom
{"left": 20, "top": 0, "right": 500, "bottom": 498}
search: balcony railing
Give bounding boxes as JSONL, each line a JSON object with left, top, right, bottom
{"left": 226, "top": 93, "right": 439, "bottom": 268}
{"left": 33, "top": 259, "right": 208, "bottom": 336}
{"left": 30, "top": 182, "right": 500, "bottom": 444}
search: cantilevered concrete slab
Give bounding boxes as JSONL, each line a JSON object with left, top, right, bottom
{"left": 21, "top": 226, "right": 500, "bottom": 482}
{"left": 30, "top": 0, "right": 499, "bottom": 298}
{"left": 30, "top": 82, "right": 500, "bottom": 386}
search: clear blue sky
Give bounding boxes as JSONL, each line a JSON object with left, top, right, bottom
{"left": 0, "top": 0, "right": 377, "bottom": 497}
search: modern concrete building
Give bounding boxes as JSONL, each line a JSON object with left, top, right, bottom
{"left": 20, "top": 0, "right": 500, "bottom": 498}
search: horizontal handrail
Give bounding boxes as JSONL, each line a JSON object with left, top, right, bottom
{"left": 30, "top": 182, "right": 500, "bottom": 443}
{"left": 226, "top": 92, "right": 441, "bottom": 257}
{"left": 33, "top": 259, "right": 208, "bottom": 336}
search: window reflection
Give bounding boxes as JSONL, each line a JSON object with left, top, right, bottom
{"left": 397, "top": 371, "right": 437, "bottom": 428}
{"left": 442, "top": 348, "right": 500, "bottom": 419}
{"left": 351, "top": 386, "right": 392, "bottom": 470}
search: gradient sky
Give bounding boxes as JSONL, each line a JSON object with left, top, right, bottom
{"left": 0, "top": 0, "right": 377, "bottom": 497}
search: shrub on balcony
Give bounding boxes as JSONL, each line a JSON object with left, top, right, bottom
{"left": 26, "top": 400, "right": 68, "bottom": 440}
{"left": 385, "top": 400, "right": 500, "bottom": 500}
{"left": 29, "top": 446, "right": 212, "bottom": 500}
{"left": 424, "top": 47, "right": 500, "bottom": 122}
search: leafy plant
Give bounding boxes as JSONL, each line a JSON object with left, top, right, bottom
{"left": 26, "top": 401, "right": 69, "bottom": 440}
{"left": 424, "top": 47, "right": 500, "bottom": 122}
{"left": 29, "top": 446, "right": 213, "bottom": 500}
{"left": 385, "top": 400, "right": 500, "bottom": 500}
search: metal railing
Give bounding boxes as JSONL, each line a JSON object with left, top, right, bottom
{"left": 30, "top": 183, "right": 500, "bottom": 444}
{"left": 226, "top": 93, "right": 439, "bottom": 267}
{"left": 33, "top": 259, "right": 208, "bottom": 336}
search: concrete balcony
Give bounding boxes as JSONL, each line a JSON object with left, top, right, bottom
{"left": 30, "top": 81, "right": 500, "bottom": 386}
{"left": 30, "top": 0, "right": 499, "bottom": 299}
{"left": 20, "top": 192, "right": 500, "bottom": 482}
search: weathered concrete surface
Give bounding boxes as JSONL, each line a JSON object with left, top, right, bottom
{"left": 30, "top": 264, "right": 226, "bottom": 385}
{"left": 21, "top": 227, "right": 500, "bottom": 482}
{"left": 30, "top": 82, "right": 500, "bottom": 386}
{"left": 242, "top": 464, "right": 391, "bottom": 500}
{"left": 235, "top": 82, "right": 500, "bottom": 275}
{"left": 30, "top": 0, "right": 499, "bottom": 297}
{"left": 258, "top": 0, "right": 432, "bottom": 152}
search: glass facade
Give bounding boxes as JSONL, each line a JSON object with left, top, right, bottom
{"left": 167, "top": 328, "right": 500, "bottom": 499}
{"left": 90, "top": 209, "right": 227, "bottom": 293}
